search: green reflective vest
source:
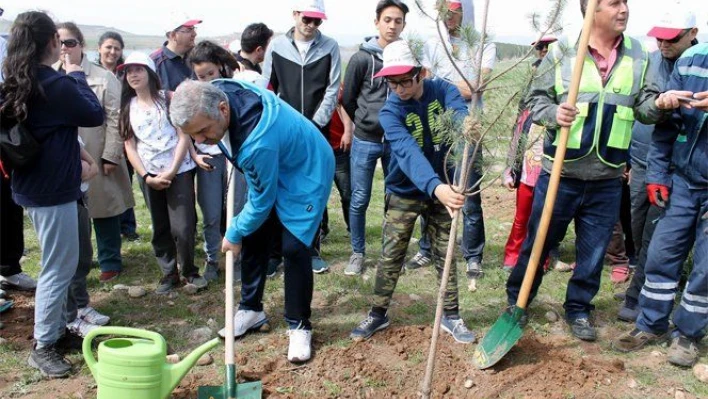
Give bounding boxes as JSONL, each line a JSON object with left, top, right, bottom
{"left": 545, "top": 35, "right": 648, "bottom": 168}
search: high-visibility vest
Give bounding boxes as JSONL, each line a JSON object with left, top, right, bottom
{"left": 545, "top": 35, "right": 649, "bottom": 168}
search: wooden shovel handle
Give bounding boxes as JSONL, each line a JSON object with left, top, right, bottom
{"left": 224, "top": 163, "right": 236, "bottom": 366}
{"left": 517, "top": 0, "right": 599, "bottom": 309}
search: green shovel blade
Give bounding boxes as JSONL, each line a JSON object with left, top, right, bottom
{"left": 197, "top": 381, "right": 262, "bottom": 399}
{"left": 472, "top": 306, "right": 525, "bottom": 369}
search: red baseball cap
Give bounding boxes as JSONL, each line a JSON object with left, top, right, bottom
{"left": 447, "top": 1, "right": 463, "bottom": 11}
{"left": 374, "top": 40, "right": 419, "bottom": 78}
{"left": 647, "top": 8, "right": 696, "bottom": 40}
{"left": 532, "top": 36, "right": 558, "bottom": 46}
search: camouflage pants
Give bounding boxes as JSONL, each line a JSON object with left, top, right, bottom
{"left": 373, "top": 193, "right": 459, "bottom": 312}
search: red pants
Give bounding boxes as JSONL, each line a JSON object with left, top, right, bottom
{"left": 503, "top": 183, "right": 535, "bottom": 267}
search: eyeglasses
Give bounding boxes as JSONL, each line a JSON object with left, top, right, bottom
{"left": 534, "top": 43, "right": 549, "bottom": 51}
{"left": 301, "top": 16, "right": 323, "bottom": 27}
{"left": 176, "top": 26, "right": 196, "bottom": 34}
{"left": 61, "top": 39, "right": 80, "bottom": 48}
{"left": 657, "top": 29, "right": 691, "bottom": 44}
{"left": 386, "top": 72, "right": 420, "bottom": 90}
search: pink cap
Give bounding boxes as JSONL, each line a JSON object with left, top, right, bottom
{"left": 295, "top": 0, "right": 327, "bottom": 20}
{"left": 374, "top": 40, "right": 419, "bottom": 78}
{"left": 532, "top": 36, "right": 557, "bottom": 45}
{"left": 447, "top": 0, "right": 463, "bottom": 11}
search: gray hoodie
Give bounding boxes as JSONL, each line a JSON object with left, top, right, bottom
{"left": 342, "top": 37, "right": 388, "bottom": 143}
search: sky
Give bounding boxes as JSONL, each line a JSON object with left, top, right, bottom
{"left": 1, "top": 0, "right": 707, "bottom": 46}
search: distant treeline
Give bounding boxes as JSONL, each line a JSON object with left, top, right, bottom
{"left": 496, "top": 42, "right": 532, "bottom": 60}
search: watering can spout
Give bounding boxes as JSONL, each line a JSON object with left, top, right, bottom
{"left": 162, "top": 337, "right": 220, "bottom": 398}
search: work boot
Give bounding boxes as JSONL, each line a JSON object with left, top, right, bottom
{"left": 186, "top": 274, "right": 208, "bottom": 290}
{"left": 350, "top": 311, "right": 390, "bottom": 341}
{"left": 566, "top": 317, "right": 596, "bottom": 341}
{"left": 405, "top": 252, "right": 431, "bottom": 271}
{"left": 287, "top": 325, "right": 312, "bottom": 363}
{"left": 0, "top": 272, "right": 37, "bottom": 290}
{"left": 667, "top": 334, "right": 699, "bottom": 367}
{"left": 441, "top": 316, "right": 476, "bottom": 343}
{"left": 218, "top": 309, "right": 269, "bottom": 338}
{"left": 612, "top": 328, "right": 666, "bottom": 352}
{"left": 55, "top": 329, "right": 84, "bottom": 354}
{"left": 28, "top": 344, "right": 72, "bottom": 378}
{"left": 345, "top": 253, "right": 364, "bottom": 276}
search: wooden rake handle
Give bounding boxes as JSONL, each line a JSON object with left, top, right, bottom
{"left": 517, "top": 0, "right": 599, "bottom": 309}
{"left": 224, "top": 163, "right": 236, "bottom": 369}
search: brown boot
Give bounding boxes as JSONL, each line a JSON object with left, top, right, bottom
{"left": 612, "top": 328, "right": 666, "bottom": 352}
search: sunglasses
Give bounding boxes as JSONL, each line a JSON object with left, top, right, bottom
{"left": 535, "top": 43, "right": 549, "bottom": 51}
{"left": 386, "top": 72, "right": 420, "bottom": 90}
{"left": 61, "top": 39, "right": 80, "bottom": 48}
{"left": 657, "top": 29, "right": 691, "bottom": 44}
{"left": 301, "top": 16, "right": 323, "bottom": 27}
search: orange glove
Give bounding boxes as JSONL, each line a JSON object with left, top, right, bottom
{"left": 647, "top": 183, "right": 669, "bottom": 208}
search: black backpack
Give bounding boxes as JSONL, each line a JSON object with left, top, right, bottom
{"left": 0, "top": 113, "right": 40, "bottom": 169}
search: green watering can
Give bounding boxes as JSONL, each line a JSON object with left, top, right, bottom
{"left": 83, "top": 326, "right": 220, "bottom": 399}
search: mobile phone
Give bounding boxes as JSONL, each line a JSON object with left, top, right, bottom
{"left": 203, "top": 156, "right": 217, "bottom": 170}
{"left": 675, "top": 95, "right": 696, "bottom": 103}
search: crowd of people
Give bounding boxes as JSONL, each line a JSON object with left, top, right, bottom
{"left": 0, "top": 0, "right": 705, "bottom": 381}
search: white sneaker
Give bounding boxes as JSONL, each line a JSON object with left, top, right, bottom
{"left": 0, "top": 272, "right": 37, "bottom": 290}
{"left": 218, "top": 309, "right": 268, "bottom": 338}
{"left": 67, "top": 318, "right": 100, "bottom": 338}
{"left": 78, "top": 307, "right": 110, "bottom": 326}
{"left": 287, "top": 328, "right": 312, "bottom": 363}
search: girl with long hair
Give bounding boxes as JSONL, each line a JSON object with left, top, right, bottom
{"left": 0, "top": 11, "right": 103, "bottom": 378}
{"left": 118, "top": 52, "right": 205, "bottom": 294}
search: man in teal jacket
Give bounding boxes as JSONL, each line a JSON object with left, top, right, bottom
{"left": 170, "top": 79, "right": 334, "bottom": 364}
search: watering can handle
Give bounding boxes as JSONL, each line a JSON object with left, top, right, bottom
{"left": 83, "top": 326, "right": 166, "bottom": 375}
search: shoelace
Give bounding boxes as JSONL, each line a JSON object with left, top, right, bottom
{"left": 450, "top": 319, "right": 470, "bottom": 334}
{"left": 575, "top": 318, "right": 590, "bottom": 326}
{"left": 39, "top": 346, "right": 69, "bottom": 365}
{"left": 360, "top": 315, "right": 378, "bottom": 329}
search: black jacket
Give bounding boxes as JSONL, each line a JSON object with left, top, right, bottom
{"left": 342, "top": 38, "right": 388, "bottom": 143}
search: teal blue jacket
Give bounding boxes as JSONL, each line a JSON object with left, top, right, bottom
{"left": 215, "top": 79, "right": 334, "bottom": 246}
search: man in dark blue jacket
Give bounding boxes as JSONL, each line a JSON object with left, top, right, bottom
{"left": 349, "top": 40, "right": 475, "bottom": 344}
{"left": 617, "top": 11, "right": 699, "bottom": 322}
{"left": 613, "top": 43, "right": 707, "bottom": 368}
{"left": 150, "top": 14, "right": 201, "bottom": 91}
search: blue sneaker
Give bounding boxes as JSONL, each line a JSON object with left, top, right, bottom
{"left": 312, "top": 256, "right": 329, "bottom": 274}
{"left": 350, "top": 312, "right": 390, "bottom": 341}
{"left": 441, "top": 316, "right": 476, "bottom": 344}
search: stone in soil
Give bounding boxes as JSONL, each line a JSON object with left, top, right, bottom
{"left": 545, "top": 310, "right": 559, "bottom": 322}
{"left": 113, "top": 284, "right": 130, "bottom": 291}
{"left": 197, "top": 353, "right": 213, "bottom": 366}
{"left": 183, "top": 284, "right": 198, "bottom": 295}
{"left": 464, "top": 379, "right": 474, "bottom": 389}
{"left": 166, "top": 354, "right": 180, "bottom": 364}
{"left": 128, "top": 286, "right": 147, "bottom": 298}
{"left": 693, "top": 363, "right": 708, "bottom": 383}
{"left": 191, "top": 327, "right": 213, "bottom": 342}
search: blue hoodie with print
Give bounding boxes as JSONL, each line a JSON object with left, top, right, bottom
{"left": 379, "top": 78, "right": 468, "bottom": 200}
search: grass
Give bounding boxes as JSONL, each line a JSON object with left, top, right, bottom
{"left": 1, "top": 60, "right": 706, "bottom": 398}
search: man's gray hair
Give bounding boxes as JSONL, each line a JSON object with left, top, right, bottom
{"left": 170, "top": 80, "right": 229, "bottom": 128}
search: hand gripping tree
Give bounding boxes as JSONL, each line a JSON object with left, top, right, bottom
{"left": 411, "top": 0, "right": 567, "bottom": 396}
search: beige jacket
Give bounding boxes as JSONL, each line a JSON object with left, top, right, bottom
{"left": 54, "top": 57, "right": 134, "bottom": 218}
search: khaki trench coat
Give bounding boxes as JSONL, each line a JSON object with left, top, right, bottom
{"left": 54, "top": 57, "right": 135, "bottom": 218}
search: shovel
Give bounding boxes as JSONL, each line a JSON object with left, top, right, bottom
{"left": 472, "top": 0, "right": 599, "bottom": 370}
{"left": 198, "top": 162, "right": 262, "bottom": 399}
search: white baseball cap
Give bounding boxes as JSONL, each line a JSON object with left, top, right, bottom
{"left": 374, "top": 40, "right": 420, "bottom": 78}
{"left": 294, "top": 0, "right": 327, "bottom": 19}
{"left": 163, "top": 11, "right": 202, "bottom": 35}
{"left": 117, "top": 52, "right": 156, "bottom": 73}
{"left": 647, "top": 6, "right": 696, "bottom": 40}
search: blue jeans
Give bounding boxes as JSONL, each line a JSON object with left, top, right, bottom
{"left": 26, "top": 201, "right": 79, "bottom": 345}
{"left": 68, "top": 199, "right": 92, "bottom": 322}
{"left": 196, "top": 154, "right": 227, "bottom": 265}
{"left": 93, "top": 215, "right": 123, "bottom": 272}
{"left": 349, "top": 136, "right": 390, "bottom": 255}
{"left": 506, "top": 172, "right": 623, "bottom": 319}
{"left": 636, "top": 174, "right": 708, "bottom": 339}
{"left": 419, "top": 169, "right": 485, "bottom": 263}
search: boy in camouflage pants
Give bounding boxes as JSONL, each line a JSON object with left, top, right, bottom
{"left": 349, "top": 40, "right": 475, "bottom": 344}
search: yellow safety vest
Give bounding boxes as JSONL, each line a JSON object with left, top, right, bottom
{"left": 545, "top": 35, "right": 648, "bottom": 168}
